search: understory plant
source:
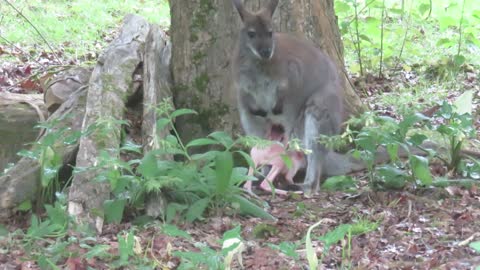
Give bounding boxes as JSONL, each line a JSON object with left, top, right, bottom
{"left": 336, "top": 90, "right": 478, "bottom": 190}
{"left": 91, "top": 100, "right": 275, "bottom": 224}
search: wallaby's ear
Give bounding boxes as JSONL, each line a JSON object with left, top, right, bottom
{"left": 266, "top": 0, "right": 279, "bottom": 17}
{"left": 232, "top": 0, "right": 247, "bottom": 21}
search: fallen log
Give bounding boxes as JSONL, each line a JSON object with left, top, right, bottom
{"left": 0, "top": 92, "right": 46, "bottom": 171}
{"left": 0, "top": 15, "right": 173, "bottom": 227}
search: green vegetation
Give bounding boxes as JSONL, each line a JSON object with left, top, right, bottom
{"left": 0, "top": 0, "right": 170, "bottom": 56}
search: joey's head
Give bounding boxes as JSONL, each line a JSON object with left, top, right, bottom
{"left": 232, "top": 0, "right": 279, "bottom": 61}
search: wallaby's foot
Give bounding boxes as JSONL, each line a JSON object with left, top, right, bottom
{"left": 259, "top": 180, "right": 294, "bottom": 196}
{"left": 300, "top": 183, "right": 319, "bottom": 198}
{"left": 243, "top": 181, "right": 252, "bottom": 193}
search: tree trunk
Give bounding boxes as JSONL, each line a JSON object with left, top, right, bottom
{"left": 170, "top": 0, "right": 364, "bottom": 142}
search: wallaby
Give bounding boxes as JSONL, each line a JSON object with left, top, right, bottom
{"left": 231, "top": 0, "right": 344, "bottom": 195}
{"left": 231, "top": 0, "right": 480, "bottom": 196}
{"left": 246, "top": 142, "right": 305, "bottom": 196}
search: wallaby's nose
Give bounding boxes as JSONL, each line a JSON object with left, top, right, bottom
{"left": 259, "top": 48, "right": 272, "bottom": 59}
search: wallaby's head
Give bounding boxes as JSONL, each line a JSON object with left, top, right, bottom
{"left": 232, "top": 0, "right": 279, "bottom": 60}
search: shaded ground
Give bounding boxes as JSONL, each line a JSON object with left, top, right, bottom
{"left": 1, "top": 184, "right": 479, "bottom": 269}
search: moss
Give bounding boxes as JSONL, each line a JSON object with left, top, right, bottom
{"left": 193, "top": 73, "right": 210, "bottom": 93}
{"left": 189, "top": 0, "right": 216, "bottom": 44}
{"left": 192, "top": 51, "right": 207, "bottom": 66}
{"left": 191, "top": 0, "right": 215, "bottom": 30}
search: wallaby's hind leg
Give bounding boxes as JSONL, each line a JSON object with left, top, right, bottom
{"left": 301, "top": 92, "right": 342, "bottom": 196}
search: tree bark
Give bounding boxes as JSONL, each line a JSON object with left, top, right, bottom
{"left": 141, "top": 24, "right": 173, "bottom": 218}
{"left": 67, "top": 14, "right": 150, "bottom": 232}
{"left": 170, "top": 0, "right": 365, "bottom": 142}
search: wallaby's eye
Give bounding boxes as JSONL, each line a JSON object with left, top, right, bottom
{"left": 247, "top": 30, "right": 256, "bottom": 39}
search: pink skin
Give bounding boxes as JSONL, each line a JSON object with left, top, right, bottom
{"left": 244, "top": 142, "right": 305, "bottom": 195}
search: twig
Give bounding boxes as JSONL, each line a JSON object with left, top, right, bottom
{"left": 3, "top": 0, "right": 63, "bottom": 64}
{"left": 393, "top": 4, "right": 412, "bottom": 72}
{"left": 378, "top": 0, "right": 385, "bottom": 77}
{"left": 0, "top": 34, "right": 47, "bottom": 69}
{"left": 457, "top": 0, "right": 466, "bottom": 58}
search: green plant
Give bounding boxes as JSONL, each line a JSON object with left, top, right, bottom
{"left": 0, "top": 0, "right": 170, "bottom": 57}
{"left": 88, "top": 100, "right": 274, "bottom": 224}
{"left": 17, "top": 117, "right": 85, "bottom": 208}
{"left": 305, "top": 219, "right": 378, "bottom": 269}
{"left": 174, "top": 226, "right": 245, "bottom": 270}
{"left": 430, "top": 92, "right": 476, "bottom": 172}
{"left": 347, "top": 111, "right": 433, "bottom": 189}
{"left": 267, "top": 241, "right": 300, "bottom": 260}
{"left": 335, "top": 0, "right": 480, "bottom": 74}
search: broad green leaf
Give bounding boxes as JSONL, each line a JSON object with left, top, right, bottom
{"left": 473, "top": 10, "right": 480, "bottom": 20}
{"left": 137, "top": 151, "right": 158, "bottom": 178}
{"left": 470, "top": 241, "right": 480, "bottom": 252}
{"left": 84, "top": 245, "right": 110, "bottom": 259}
{"left": 267, "top": 242, "right": 299, "bottom": 259}
{"left": 17, "top": 200, "right": 32, "bottom": 211}
{"left": 45, "top": 203, "right": 68, "bottom": 228}
{"left": 0, "top": 224, "right": 8, "bottom": 237}
{"left": 335, "top": 2, "right": 351, "bottom": 13}
{"left": 209, "top": 131, "right": 235, "bottom": 148}
{"left": 235, "top": 150, "right": 255, "bottom": 171}
{"left": 37, "top": 257, "right": 60, "bottom": 270}
{"left": 377, "top": 165, "right": 407, "bottom": 189}
{"left": 399, "top": 113, "right": 429, "bottom": 137}
{"left": 231, "top": 167, "right": 253, "bottom": 185}
{"left": 186, "top": 198, "right": 210, "bottom": 222}
{"left": 121, "top": 140, "right": 143, "bottom": 154}
{"left": 170, "top": 108, "right": 198, "bottom": 119}
{"left": 409, "top": 155, "right": 433, "bottom": 185}
{"left": 103, "top": 199, "right": 126, "bottom": 224}
{"left": 222, "top": 226, "right": 242, "bottom": 242}
{"left": 215, "top": 151, "right": 234, "bottom": 194}
{"left": 322, "top": 175, "right": 356, "bottom": 191}
{"left": 453, "top": 55, "right": 466, "bottom": 66}
{"left": 408, "top": 134, "right": 428, "bottom": 146}
{"left": 359, "top": 34, "right": 372, "bottom": 43}
{"left": 436, "top": 38, "right": 454, "bottom": 47}
{"left": 386, "top": 143, "right": 399, "bottom": 162}
{"left": 118, "top": 232, "right": 134, "bottom": 262}
{"left": 453, "top": 90, "right": 474, "bottom": 115}
{"left": 418, "top": 3, "right": 431, "bottom": 16}
{"left": 156, "top": 118, "right": 171, "bottom": 131}
{"left": 439, "top": 16, "right": 456, "bottom": 31}
{"left": 191, "top": 150, "right": 219, "bottom": 161}
{"left": 305, "top": 220, "right": 322, "bottom": 270}
{"left": 280, "top": 154, "right": 293, "bottom": 170}
{"left": 186, "top": 138, "right": 218, "bottom": 148}
{"left": 162, "top": 224, "right": 192, "bottom": 239}
{"left": 230, "top": 194, "right": 275, "bottom": 220}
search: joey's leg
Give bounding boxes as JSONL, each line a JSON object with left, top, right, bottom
{"left": 284, "top": 166, "right": 297, "bottom": 185}
{"left": 243, "top": 167, "right": 255, "bottom": 192}
{"left": 259, "top": 167, "right": 289, "bottom": 195}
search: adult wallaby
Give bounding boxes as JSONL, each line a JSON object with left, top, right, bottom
{"left": 231, "top": 0, "right": 344, "bottom": 196}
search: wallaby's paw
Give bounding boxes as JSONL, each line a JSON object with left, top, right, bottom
{"left": 301, "top": 184, "right": 318, "bottom": 198}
